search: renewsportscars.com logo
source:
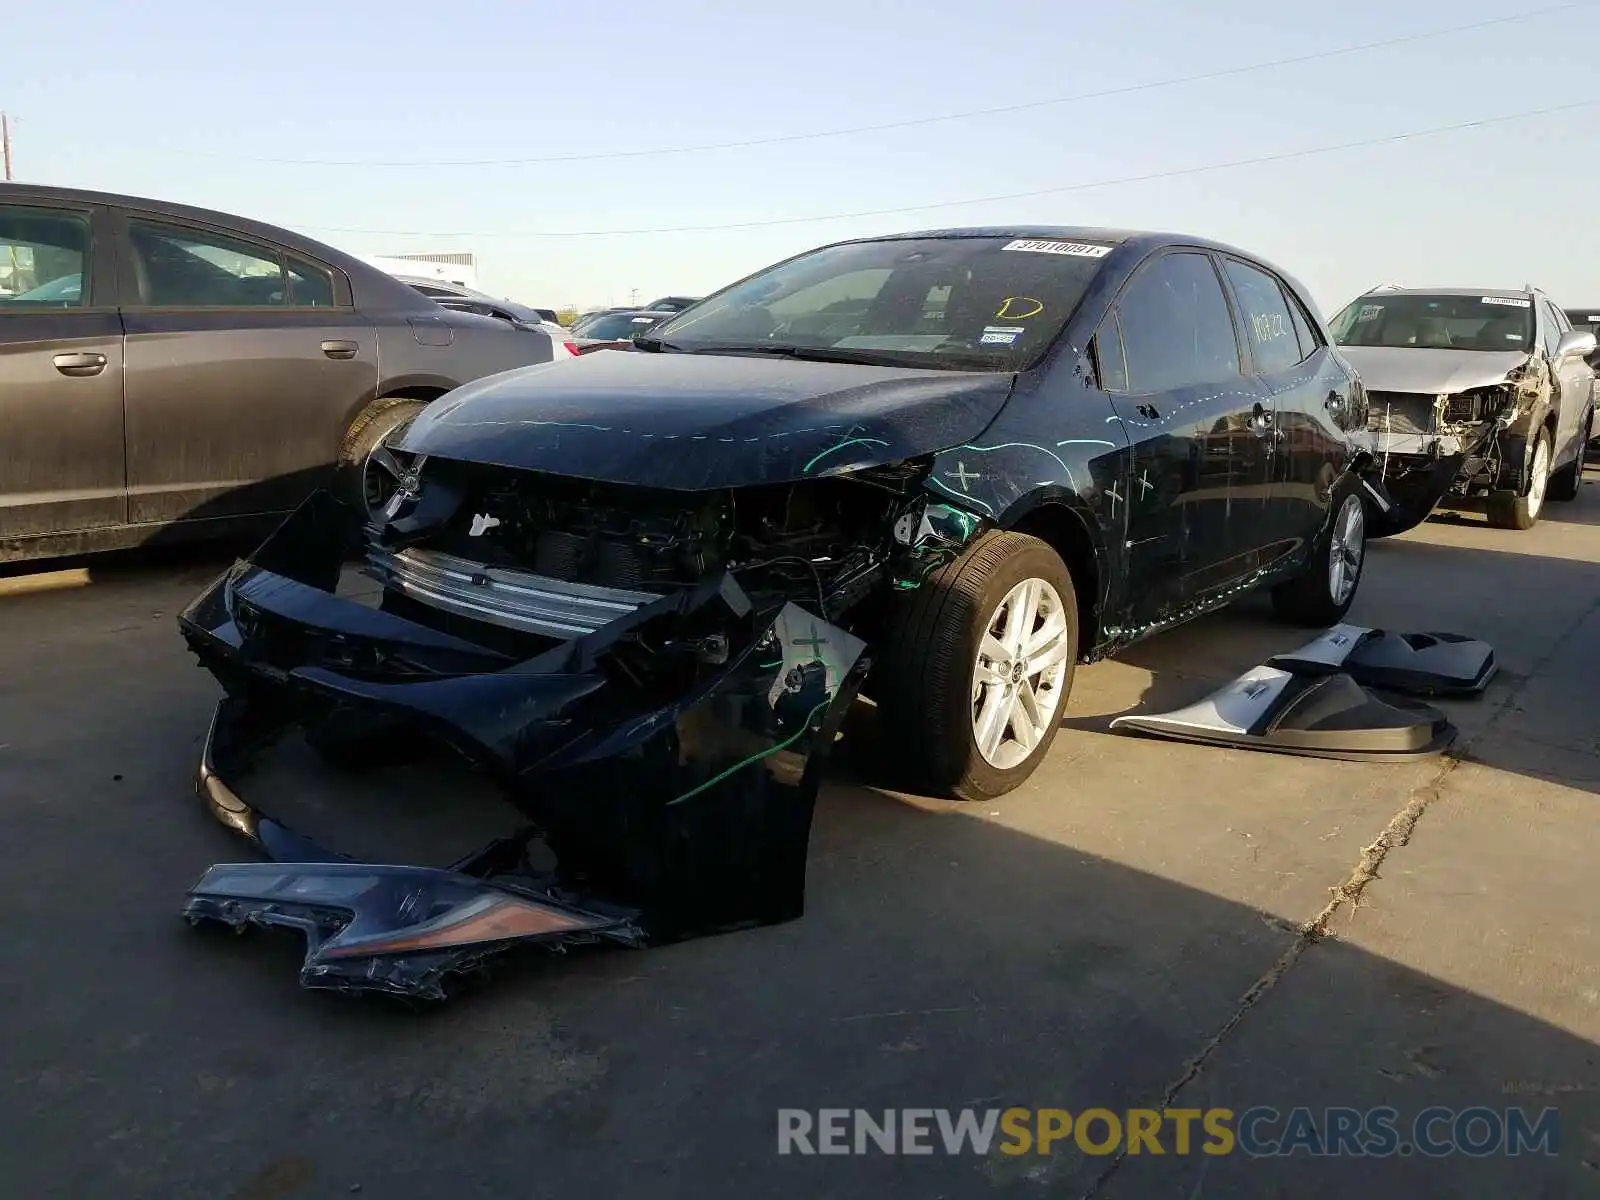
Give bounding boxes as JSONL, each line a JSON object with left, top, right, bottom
{"left": 777, "top": 1106, "right": 1561, "bottom": 1158}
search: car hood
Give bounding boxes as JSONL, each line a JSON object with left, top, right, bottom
{"left": 1339, "top": 346, "right": 1533, "bottom": 394}
{"left": 399, "top": 349, "right": 1016, "bottom": 489}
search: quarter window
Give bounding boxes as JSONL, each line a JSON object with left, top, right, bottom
{"left": 1223, "top": 259, "right": 1302, "bottom": 374}
{"left": 287, "top": 255, "right": 336, "bottom": 307}
{"left": 0, "top": 205, "right": 90, "bottom": 309}
{"left": 1093, "top": 315, "right": 1128, "bottom": 392}
{"left": 1285, "top": 288, "right": 1320, "bottom": 361}
{"left": 127, "top": 219, "right": 287, "bottom": 307}
{"left": 1116, "top": 252, "right": 1241, "bottom": 394}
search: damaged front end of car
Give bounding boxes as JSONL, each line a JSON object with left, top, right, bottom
{"left": 1361, "top": 354, "right": 1551, "bottom": 536}
{"left": 178, "top": 454, "right": 988, "bottom": 1000}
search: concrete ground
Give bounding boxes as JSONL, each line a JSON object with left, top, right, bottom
{"left": 2, "top": 480, "right": 1598, "bottom": 1199}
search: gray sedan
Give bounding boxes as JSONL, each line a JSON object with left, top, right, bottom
{"left": 0, "top": 183, "right": 559, "bottom": 564}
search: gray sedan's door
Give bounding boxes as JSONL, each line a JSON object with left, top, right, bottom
{"left": 115, "top": 212, "right": 377, "bottom": 524}
{"left": 0, "top": 200, "right": 126, "bottom": 542}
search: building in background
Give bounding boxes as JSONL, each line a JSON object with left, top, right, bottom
{"left": 359, "top": 251, "right": 478, "bottom": 289}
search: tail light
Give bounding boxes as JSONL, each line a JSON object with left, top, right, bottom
{"left": 562, "top": 341, "right": 581, "bottom": 357}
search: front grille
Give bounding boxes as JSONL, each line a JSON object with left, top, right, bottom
{"left": 366, "top": 546, "right": 659, "bottom": 640}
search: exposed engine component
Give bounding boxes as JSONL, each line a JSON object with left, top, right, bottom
{"left": 397, "top": 462, "right": 926, "bottom": 613}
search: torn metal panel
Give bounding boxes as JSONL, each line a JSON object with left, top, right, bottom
{"left": 179, "top": 492, "right": 870, "bottom": 997}
{"left": 1109, "top": 664, "right": 1456, "bottom": 761}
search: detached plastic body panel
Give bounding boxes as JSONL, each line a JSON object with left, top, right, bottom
{"left": 1268, "top": 624, "right": 1498, "bottom": 697}
{"left": 1109, "top": 665, "right": 1457, "bottom": 761}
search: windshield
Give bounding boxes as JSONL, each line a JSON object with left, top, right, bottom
{"left": 580, "top": 312, "right": 665, "bottom": 339}
{"left": 650, "top": 235, "right": 1113, "bottom": 370}
{"left": 1330, "top": 293, "right": 1533, "bottom": 351}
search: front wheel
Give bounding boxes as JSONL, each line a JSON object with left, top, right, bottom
{"left": 1271, "top": 484, "right": 1367, "bottom": 626}
{"left": 1486, "top": 427, "right": 1552, "bottom": 530}
{"left": 873, "top": 531, "right": 1078, "bottom": 801}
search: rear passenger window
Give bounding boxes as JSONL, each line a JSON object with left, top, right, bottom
{"left": 1093, "top": 316, "right": 1128, "bottom": 391}
{"left": 128, "top": 219, "right": 287, "bottom": 307}
{"left": 1223, "top": 259, "right": 1302, "bottom": 374}
{"left": 0, "top": 205, "right": 90, "bottom": 309}
{"left": 287, "top": 256, "right": 336, "bottom": 307}
{"left": 1116, "top": 252, "right": 1240, "bottom": 393}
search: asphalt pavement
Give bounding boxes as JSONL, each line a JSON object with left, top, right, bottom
{"left": 2, "top": 482, "right": 1597, "bottom": 1199}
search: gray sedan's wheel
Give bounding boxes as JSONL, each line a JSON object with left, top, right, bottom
{"left": 1271, "top": 482, "right": 1367, "bottom": 626}
{"left": 873, "top": 530, "right": 1078, "bottom": 801}
{"left": 335, "top": 397, "right": 428, "bottom": 521}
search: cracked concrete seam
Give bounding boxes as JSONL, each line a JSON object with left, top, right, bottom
{"left": 1078, "top": 593, "right": 1600, "bottom": 1200}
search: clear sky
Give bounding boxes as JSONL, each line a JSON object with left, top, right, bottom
{"left": 7, "top": 0, "right": 1598, "bottom": 315}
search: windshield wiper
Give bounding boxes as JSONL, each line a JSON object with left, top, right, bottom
{"left": 631, "top": 336, "right": 683, "bottom": 353}
{"left": 685, "top": 343, "right": 921, "bottom": 367}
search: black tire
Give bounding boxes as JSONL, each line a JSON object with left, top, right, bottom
{"left": 872, "top": 530, "right": 1078, "bottom": 801}
{"left": 1547, "top": 410, "right": 1590, "bottom": 503}
{"left": 1486, "top": 427, "right": 1552, "bottom": 530}
{"left": 335, "top": 397, "right": 429, "bottom": 520}
{"left": 1271, "top": 479, "right": 1367, "bottom": 626}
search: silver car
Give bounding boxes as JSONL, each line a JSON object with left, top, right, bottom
{"left": 1329, "top": 287, "right": 1596, "bottom": 532}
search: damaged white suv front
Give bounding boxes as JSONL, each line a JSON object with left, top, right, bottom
{"left": 1330, "top": 287, "right": 1596, "bottom": 532}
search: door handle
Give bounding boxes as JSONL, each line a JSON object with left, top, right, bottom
{"left": 52, "top": 352, "right": 107, "bottom": 377}
{"left": 321, "top": 340, "right": 359, "bottom": 360}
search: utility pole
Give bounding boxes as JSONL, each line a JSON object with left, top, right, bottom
{"left": 2, "top": 112, "right": 11, "bottom": 181}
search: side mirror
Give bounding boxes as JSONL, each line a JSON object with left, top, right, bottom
{"left": 1555, "top": 329, "right": 1597, "bottom": 360}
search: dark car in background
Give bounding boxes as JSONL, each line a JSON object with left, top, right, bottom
{"left": 186, "top": 226, "right": 1375, "bottom": 806}
{"left": 396, "top": 275, "right": 564, "bottom": 328}
{"left": 643, "top": 295, "right": 701, "bottom": 313}
{"left": 0, "top": 183, "right": 559, "bottom": 563}
{"left": 568, "top": 307, "right": 674, "bottom": 351}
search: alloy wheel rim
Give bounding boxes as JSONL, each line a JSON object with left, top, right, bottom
{"left": 1328, "top": 493, "right": 1365, "bottom": 606}
{"left": 363, "top": 421, "right": 417, "bottom": 519}
{"left": 1527, "top": 436, "right": 1551, "bottom": 518}
{"left": 970, "top": 577, "right": 1071, "bottom": 771}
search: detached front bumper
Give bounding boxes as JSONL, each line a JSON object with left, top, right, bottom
{"left": 178, "top": 492, "right": 869, "bottom": 999}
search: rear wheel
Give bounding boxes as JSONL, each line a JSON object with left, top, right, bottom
{"left": 1547, "top": 410, "right": 1590, "bottom": 503}
{"left": 1486, "top": 427, "right": 1552, "bottom": 530}
{"left": 335, "top": 397, "right": 429, "bottom": 521}
{"left": 873, "top": 531, "right": 1078, "bottom": 800}
{"left": 1271, "top": 483, "right": 1367, "bottom": 626}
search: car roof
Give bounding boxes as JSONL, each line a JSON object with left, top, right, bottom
{"left": 0, "top": 181, "right": 387, "bottom": 282}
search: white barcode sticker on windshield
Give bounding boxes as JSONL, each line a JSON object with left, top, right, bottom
{"left": 1481, "top": 296, "right": 1531, "bottom": 307}
{"left": 1357, "top": 304, "right": 1383, "bottom": 321}
{"left": 1002, "top": 239, "right": 1113, "bottom": 258}
{"left": 980, "top": 325, "right": 1024, "bottom": 344}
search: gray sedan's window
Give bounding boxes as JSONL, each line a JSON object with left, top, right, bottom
{"left": 1116, "top": 252, "right": 1241, "bottom": 394}
{"left": 128, "top": 219, "right": 288, "bottom": 307}
{"left": 286, "top": 255, "right": 336, "bottom": 307}
{"left": 1223, "top": 258, "right": 1301, "bottom": 374}
{"left": 0, "top": 205, "right": 89, "bottom": 309}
